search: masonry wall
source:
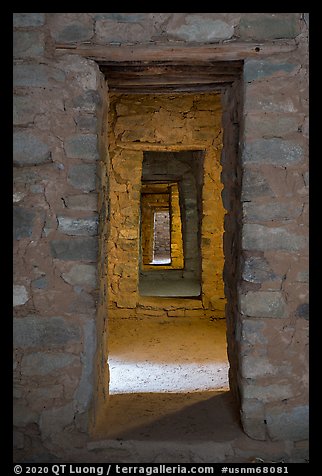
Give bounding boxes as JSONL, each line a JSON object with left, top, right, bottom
{"left": 13, "top": 13, "right": 309, "bottom": 462}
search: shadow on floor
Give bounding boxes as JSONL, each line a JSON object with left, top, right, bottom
{"left": 94, "top": 390, "right": 243, "bottom": 442}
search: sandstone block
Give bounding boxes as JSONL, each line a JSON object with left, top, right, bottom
{"left": 68, "top": 164, "right": 97, "bottom": 192}
{"left": 242, "top": 224, "right": 307, "bottom": 252}
{"left": 13, "top": 316, "right": 80, "bottom": 348}
{"left": 50, "top": 237, "right": 98, "bottom": 261}
{"left": 13, "top": 206, "right": 35, "bottom": 239}
{"left": 240, "top": 291, "right": 286, "bottom": 318}
{"left": 13, "top": 131, "right": 51, "bottom": 167}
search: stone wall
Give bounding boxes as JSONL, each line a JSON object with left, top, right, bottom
{"left": 13, "top": 13, "right": 309, "bottom": 462}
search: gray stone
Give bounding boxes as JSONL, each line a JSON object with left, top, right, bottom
{"left": 50, "top": 237, "right": 98, "bottom": 261}
{"left": 13, "top": 64, "right": 65, "bottom": 87}
{"left": 242, "top": 256, "right": 277, "bottom": 284}
{"left": 92, "top": 13, "right": 147, "bottom": 21}
{"left": 303, "top": 171, "right": 309, "bottom": 187}
{"left": 31, "top": 277, "right": 48, "bottom": 289}
{"left": 51, "top": 22, "right": 93, "bottom": 43}
{"left": 13, "top": 131, "right": 51, "bottom": 167}
{"left": 241, "top": 418, "right": 266, "bottom": 441}
{"left": 244, "top": 114, "right": 302, "bottom": 138}
{"left": 241, "top": 319, "right": 267, "bottom": 345}
{"left": 68, "top": 291, "right": 95, "bottom": 313}
{"left": 13, "top": 431, "right": 24, "bottom": 449}
{"left": 13, "top": 31, "right": 44, "bottom": 58}
{"left": 295, "top": 303, "right": 309, "bottom": 320}
{"left": 65, "top": 194, "right": 98, "bottom": 211}
{"left": 240, "top": 400, "right": 266, "bottom": 440}
{"left": 13, "top": 96, "right": 35, "bottom": 125}
{"left": 241, "top": 168, "right": 274, "bottom": 201}
{"left": 243, "top": 201, "right": 303, "bottom": 221}
{"left": 239, "top": 14, "right": 300, "bottom": 40}
{"left": 21, "top": 352, "right": 78, "bottom": 376}
{"left": 13, "top": 13, "right": 45, "bottom": 27}
{"left": 241, "top": 354, "right": 275, "bottom": 379}
{"left": 13, "top": 168, "right": 38, "bottom": 184}
{"left": 13, "top": 403, "right": 38, "bottom": 426}
{"left": 76, "top": 114, "right": 97, "bottom": 132}
{"left": 242, "top": 224, "right": 307, "bottom": 252}
{"left": 13, "top": 285, "right": 29, "bottom": 307}
{"left": 68, "top": 164, "right": 97, "bottom": 192}
{"left": 266, "top": 404, "right": 309, "bottom": 441}
{"left": 61, "top": 264, "right": 97, "bottom": 287}
{"left": 95, "top": 19, "right": 148, "bottom": 44}
{"left": 75, "top": 318, "right": 96, "bottom": 412}
{"left": 244, "top": 60, "right": 297, "bottom": 82}
{"left": 13, "top": 316, "right": 80, "bottom": 348}
{"left": 240, "top": 291, "right": 286, "bottom": 318}
{"left": 243, "top": 382, "right": 294, "bottom": 402}
{"left": 169, "top": 16, "right": 234, "bottom": 42}
{"left": 297, "top": 271, "right": 309, "bottom": 283}
{"left": 13, "top": 206, "right": 35, "bottom": 240}
{"left": 57, "top": 216, "right": 98, "bottom": 236}
{"left": 73, "top": 90, "right": 102, "bottom": 112}
{"left": 40, "top": 402, "right": 75, "bottom": 438}
{"left": 65, "top": 134, "right": 99, "bottom": 160}
{"left": 243, "top": 139, "right": 304, "bottom": 166}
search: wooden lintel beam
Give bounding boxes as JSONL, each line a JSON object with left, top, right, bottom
{"left": 55, "top": 40, "right": 297, "bottom": 63}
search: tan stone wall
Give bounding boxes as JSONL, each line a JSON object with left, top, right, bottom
{"left": 107, "top": 93, "right": 226, "bottom": 316}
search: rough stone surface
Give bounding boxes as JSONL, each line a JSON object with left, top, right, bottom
{"left": 243, "top": 383, "right": 294, "bottom": 402}
{"left": 13, "top": 31, "right": 44, "bottom": 58}
{"left": 13, "top": 206, "right": 35, "bottom": 240}
{"left": 57, "top": 216, "right": 98, "bottom": 236}
{"left": 13, "top": 285, "right": 29, "bottom": 307}
{"left": 13, "top": 64, "right": 65, "bottom": 87}
{"left": 242, "top": 224, "right": 307, "bottom": 252}
{"left": 50, "top": 21, "right": 93, "bottom": 43}
{"left": 13, "top": 13, "right": 45, "bottom": 27}
{"left": 13, "top": 131, "right": 51, "bottom": 167}
{"left": 266, "top": 404, "right": 309, "bottom": 441}
{"left": 240, "top": 291, "right": 286, "bottom": 318}
{"left": 68, "top": 164, "right": 97, "bottom": 192}
{"left": 72, "top": 90, "right": 102, "bottom": 112}
{"left": 65, "top": 134, "right": 99, "bottom": 160}
{"left": 167, "top": 15, "right": 234, "bottom": 42}
{"left": 244, "top": 114, "right": 303, "bottom": 139}
{"left": 242, "top": 256, "right": 277, "bottom": 284}
{"left": 21, "top": 352, "right": 78, "bottom": 376}
{"left": 65, "top": 194, "right": 98, "bottom": 211}
{"left": 239, "top": 14, "right": 300, "bottom": 40}
{"left": 243, "top": 139, "right": 304, "bottom": 166}
{"left": 13, "top": 316, "right": 80, "bottom": 348}
{"left": 243, "top": 201, "right": 303, "bottom": 221}
{"left": 295, "top": 303, "right": 309, "bottom": 320}
{"left": 40, "top": 402, "right": 75, "bottom": 438}
{"left": 50, "top": 238, "right": 98, "bottom": 261}
{"left": 13, "top": 404, "right": 38, "bottom": 427}
{"left": 241, "top": 168, "right": 274, "bottom": 201}
{"left": 244, "top": 60, "right": 297, "bottom": 82}
{"left": 75, "top": 318, "right": 96, "bottom": 412}
{"left": 31, "top": 277, "right": 48, "bottom": 289}
{"left": 61, "top": 264, "right": 97, "bottom": 287}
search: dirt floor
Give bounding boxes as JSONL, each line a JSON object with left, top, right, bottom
{"left": 108, "top": 316, "right": 229, "bottom": 394}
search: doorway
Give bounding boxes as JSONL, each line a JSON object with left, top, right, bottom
{"left": 93, "top": 62, "right": 243, "bottom": 439}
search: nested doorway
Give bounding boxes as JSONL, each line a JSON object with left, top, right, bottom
{"left": 92, "top": 62, "right": 243, "bottom": 438}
